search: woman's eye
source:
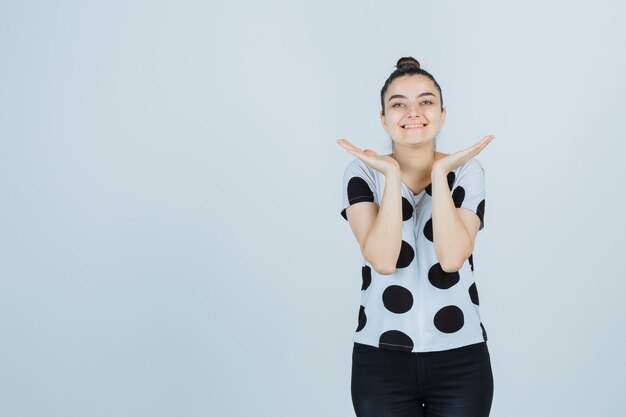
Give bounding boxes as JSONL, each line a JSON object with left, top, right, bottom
{"left": 392, "top": 101, "right": 432, "bottom": 107}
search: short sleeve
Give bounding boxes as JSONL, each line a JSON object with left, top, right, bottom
{"left": 452, "top": 158, "right": 486, "bottom": 230}
{"left": 340, "top": 158, "right": 379, "bottom": 221}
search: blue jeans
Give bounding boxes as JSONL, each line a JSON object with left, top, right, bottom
{"left": 351, "top": 341, "right": 494, "bottom": 417}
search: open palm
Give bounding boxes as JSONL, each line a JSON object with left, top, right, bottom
{"left": 433, "top": 135, "right": 495, "bottom": 174}
{"left": 336, "top": 138, "right": 400, "bottom": 176}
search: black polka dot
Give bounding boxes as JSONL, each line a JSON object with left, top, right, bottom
{"left": 433, "top": 305, "right": 464, "bottom": 333}
{"left": 425, "top": 171, "right": 455, "bottom": 196}
{"left": 447, "top": 172, "right": 456, "bottom": 190}
{"left": 468, "top": 254, "right": 474, "bottom": 271}
{"left": 379, "top": 330, "right": 414, "bottom": 352}
{"left": 382, "top": 285, "right": 413, "bottom": 314}
{"left": 341, "top": 177, "right": 374, "bottom": 220}
{"left": 452, "top": 185, "right": 465, "bottom": 208}
{"left": 402, "top": 197, "right": 413, "bottom": 221}
{"left": 396, "top": 240, "right": 415, "bottom": 269}
{"left": 480, "top": 322, "right": 488, "bottom": 341}
{"left": 428, "top": 263, "right": 460, "bottom": 289}
{"left": 468, "top": 282, "right": 479, "bottom": 305}
{"left": 477, "top": 199, "right": 485, "bottom": 230}
{"left": 356, "top": 305, "right": 366, "bottom": 332}
{"left": 423, "top": 218, "right": 433, "bottom": 242}
{"left": 361, "top": 265, "right": 372, "bottom": 291}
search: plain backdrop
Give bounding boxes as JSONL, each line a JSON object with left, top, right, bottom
{"left": 1, "top": 1, "right": 625, "bottom": 416}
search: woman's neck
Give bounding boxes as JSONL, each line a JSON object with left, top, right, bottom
{"left": 390, "top": 144, "right": 439, "bottom": 183}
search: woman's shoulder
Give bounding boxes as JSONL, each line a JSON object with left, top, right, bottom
{"left": 454, "top": 156, "right": 483, "bottom": 172}
{"left": 344, "top": 157, "right": 378, "bottom": 177}
{"left": 464, "top": 157, "right": 484, "bottom": 171}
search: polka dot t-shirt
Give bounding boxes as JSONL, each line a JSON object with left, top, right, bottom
{"left": 340, "top": 156, "right": 488, "bottom": 353}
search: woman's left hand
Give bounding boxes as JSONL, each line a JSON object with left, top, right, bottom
{"left": 432, "top": 135, "right": 495, "bottom": 175}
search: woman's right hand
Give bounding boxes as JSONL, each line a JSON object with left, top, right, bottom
{"left": 336, "top": 138, "right": 400, "bottom": 177}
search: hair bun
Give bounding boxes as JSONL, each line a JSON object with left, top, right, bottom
{"left": 396, "top": 57, "right": 420, "bottom": 69}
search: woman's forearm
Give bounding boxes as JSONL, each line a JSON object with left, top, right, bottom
{"left": 430, "top": 167, "right": 473, "bottom": 272}
{"left": 362, "top": 173, "right": 403, "bottom": 275}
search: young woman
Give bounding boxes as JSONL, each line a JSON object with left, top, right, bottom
{"left": 337, "top": 57, "right": 495, "bottom": 417}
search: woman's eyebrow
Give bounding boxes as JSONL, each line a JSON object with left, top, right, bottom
{"left": 388, "top": 92, "right": 436, "bottom": 102}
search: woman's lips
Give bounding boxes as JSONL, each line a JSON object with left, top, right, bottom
{"left": 402, "top": 124, "right": 427, "bottom": 130}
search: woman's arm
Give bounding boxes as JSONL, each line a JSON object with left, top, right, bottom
{"left": 346, "top": 172, "right": 403, "bottom": 275}
{"left": 430, "top": 167, "right": 481, "bottom": 272}
{"left": 429, "top": 135, "right": 493, "bottom": 271}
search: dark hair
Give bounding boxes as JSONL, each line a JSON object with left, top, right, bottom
{"left": 380, "top": 57, "right": 444, "bottom": 116}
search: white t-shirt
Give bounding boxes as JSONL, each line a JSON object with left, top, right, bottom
{"left": 340, "top": 156, "right": 488, "bottom": 352}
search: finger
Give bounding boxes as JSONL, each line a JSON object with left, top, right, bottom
{"left": 470, "top": 135, "right": 494, "bottom": 153}
{"left": 470, "top": 136, "right": 495, "bottom": 156}
{"left": 445, "top": 136, "right": 494, "bottom": 168}
{"left": 473, "top": 137, "right": 490, "bottom": 151}
{"left": 479, "top": 135, "right": 495, "bottom": 148}
{"left": 475, "top": 135, "right": 493, "bottom": 147}
{"left": 457, "top": 137, "right": 491, "bottom": 162}
{"left": 337, "top": 138, "right": 363, "bottom": 153}
{"left": 347, "top": 149, "right": 371, "bottom": 163}
{"left": 336, "top": 138, "right": 351, "bottom": 149}
{"left": 345, "top": 144, "right": 366, "bottom": 157}
{"left": 338, "top": 138, "right": 358, "bottom": 148}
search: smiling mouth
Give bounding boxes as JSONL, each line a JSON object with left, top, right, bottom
{"left": 402, "top": 123, "right": 427, "bottom": 129}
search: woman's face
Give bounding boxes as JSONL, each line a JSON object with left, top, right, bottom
{"left": 380, "top": 74, "right": 446, "bottom": 148}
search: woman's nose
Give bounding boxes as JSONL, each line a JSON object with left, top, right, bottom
{"left": 407, "top": 103, "right": 421, "bottom": 116}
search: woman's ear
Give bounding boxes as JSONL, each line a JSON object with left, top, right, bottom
{"left": 380, "top": 111, "right": 388, "bottom": 131}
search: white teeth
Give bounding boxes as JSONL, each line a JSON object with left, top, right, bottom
{"left": 404, "top": 124, "right": 425, "bottom": 128}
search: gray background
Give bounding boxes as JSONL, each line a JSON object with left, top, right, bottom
{"left": 1, "top": 1, "right": 625, "bottom": 416}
